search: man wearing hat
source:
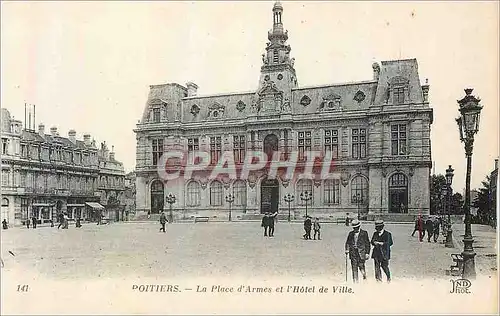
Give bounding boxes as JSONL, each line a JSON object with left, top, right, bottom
{"left": 344, "top": 219, "right": 371, "bottom": 282}
{"left": 370, "top": 220, "right": 393, "bottom": 283}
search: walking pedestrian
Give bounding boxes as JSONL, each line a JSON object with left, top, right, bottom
{"left": 31, "top": 216, "right": 37, "bottom": 229}
{"left": 57, "top": 213, "right": 64, "bottom": 229}
{"left": 344, "top": 219, "right": 370, "bottom": 282}
{"left": 26, "top": 217, "right": 30, "bottom": 229}
{"left": 261, "top": 213, "right": 269, "bottom": 237}
{"left": 62, "top": 213, "right": 69, "bottom": 229}
{"left": 432, "top": 216, "right": 440, "bottom": 243}
{"left": 268, "top": 211, "right": 277, "bottom": 237}
{"left": 411, "top": 216, "right": 421, "bottom": 237}
{"left": 425, "top": 216, "right": 434, "bottom": 242}
{"left": 75, "top": 217, "right": 82, "bottom": 228}
{"left": 159, "top": 212, "right": 167, "bottom": 233}
{"left": 313, "top": 217, "right": 321, "bottom": 240}
{"left": 2, "top": 219, "right": 8, "bottom": 230}
{"left": 370, "top": 220, "right": 393, "bottom": 283}
{"left": 303, "top": 216, "right": 312, "bottom": 240}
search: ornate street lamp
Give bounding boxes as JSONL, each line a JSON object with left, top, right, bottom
{"left": 225, "top": 194, "right": 235, "bottom": 222}
{"left": 445, "top": 165, "right": 455, "bottom": 248}
{"left": 165, "top": 193, "right": 176, "bottom": 223}
{"left": 456, "top": 88, "right": 483, "bottom": 279}
{"left": 284, "top": 193, "right": 294, "bottom": 222}
{"left": 352, "top": 193, "right": 362, "bottom": 220}
{"left": 300, "top": 191, "right": 312, "bottom": 218}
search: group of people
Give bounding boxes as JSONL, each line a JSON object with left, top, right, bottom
{"left": 303, "top": 216, "right": 321, "bottom": 240}
{"left": 344, "top": 219, "right": 393, "bottom": 283}
{"left": 411, "top": 215, "right": 442, "bottom": 242}
{"left": 261, "top": 212, "right": 278, "bottom": 237}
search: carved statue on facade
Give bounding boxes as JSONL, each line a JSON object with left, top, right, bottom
{"left": 281, "top": 98, "right": 291, "bottom": 112}
{"left": 262, "top": 54, "right": 268, "bottom": 65}
{"left": 291, "top": 57, "right": 295, "bottom": 67}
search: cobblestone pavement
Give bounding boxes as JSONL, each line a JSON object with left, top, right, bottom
{"left": 3, "top": 221, "right": 496, "bottom": 281}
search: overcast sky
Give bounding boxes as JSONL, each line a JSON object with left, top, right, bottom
{"left": 2, "top": 1, "right": 498, "bottom": 192}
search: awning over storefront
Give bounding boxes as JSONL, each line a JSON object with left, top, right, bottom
{"left": 67, "top": 204, "right": 86, "bottom": 207}
{"left": 32, "top": 203, "right": 55, "bottom": 207}
{"left": 85, "top": 202, "right": 105, "bottom": 210}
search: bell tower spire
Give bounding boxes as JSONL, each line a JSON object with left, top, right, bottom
{"left": 254, "top": 1, "right": 297, "bottom": 115}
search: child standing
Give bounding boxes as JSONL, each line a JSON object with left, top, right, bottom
{"left": 313, "top": 217, "right": 321, "bottom": 240}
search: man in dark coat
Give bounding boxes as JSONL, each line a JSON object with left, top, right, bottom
{"left": 268, "top": 212, "right": 277, "bottom": 237}
{"left": 261, "top": 213, "right": 269, "bottom": 237}
{"left": 303, "top": 216, "right": 312, "bottom": 240}
{"left": 345, "top": 219, "right": 371, "bottom": 282}
{"left": 432, "top": 216, "right": 440, "bottom": 242}
{"left": 2, "top": 219, "right": 8, "bottom": 230}
{"left": 31, "top": 216, "right": 37, "bottom": 229}
{"left": 425, "top": 216, "right": 434, "bottom": 242}
{"left": 371, "top": 220, "right": 393, "bottom": 283}
{"left": 57, "top": 213, "right": 64, "bottom": 229}
{"left": 159, "top": 212, "right": 167, "bottom": 233}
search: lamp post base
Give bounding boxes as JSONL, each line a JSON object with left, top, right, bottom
{"left": 461, "top": 236, "right": 476, "bottom": 279}
{"left": 445, "top": 228, "right": 454, "bottom": 248}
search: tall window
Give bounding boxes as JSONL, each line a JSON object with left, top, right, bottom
{"left": 393, "top": 87, "right": 405, "bottom": 104}
{"left": 391, "top": 124, "right": 407, "bottom": 155}
{"left": 2, "top": 170, "right": 9, "bottom": 186}
{"left": 389, "top": 173, "right": 408, "bottom": 213}
{"left": 152, "top": 139, "right": 164, "bottom": 165}
{"left": 152, "top": 108, "right": 161, "bottom": 123}
{"left": 188, "top": 137, "right": 199, "bottom": 163}
{"left": 150, "top": 180, "right": 164, "bottom": 214}
{"left": 2, "top": 138, "right": 8, "bottom": 155}
{"left": 210, "top": 180, "right": 223, "bottom": 206}
{"left": 351, "top": 128, "right": 366, "bottom": 159}
{"left": 20, "top": 171, "right": 26, "bottom": 187}
{"left": 298, "top": 131, "right": 312, "bottom": 161}
{"left": 324, "top": 179, "right": 340, "bottom": 204}
{"left": 210, "top": 136, "right": 221, "bottom": 164}
{"left": 233, "top": 135, "right": 246, "bottom": 163}
{"left": 186, "top": 181, "right": 201, "bottom": 206}
{"left": 324, "top": 129, "right": 339, "bottom": 159}
{"left": 273, "top": 50, "right": 279, "bottom": 63}
{"left": 351, "top": 176, "right": 368, "bottom": 204}
{"left": 297, "top": 179, "right": 313, "bottom": 205}
{"left": 21, "top": 144, "right": 27, "bottom": 157}
{"left": 283, "top": 129, "right": 289, "bottom": 159}
{"left": 234, "top": 180, "right": 246, "bottom": 206}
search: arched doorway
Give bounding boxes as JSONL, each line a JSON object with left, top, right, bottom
{"left": 260, "top": 178, "right": 279, "bottom": 214}
{"left": 388, "top": 173, "right": 408, "bottom": 213}
{"left": 263, "top": 133, "right": 279, "bottom": 161}
{"left": 150, "top": 180, "right": 164, "bottom": 214}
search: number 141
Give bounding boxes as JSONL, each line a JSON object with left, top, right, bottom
{"left": 17, "top": 285, "right": 29, "bottom": 292}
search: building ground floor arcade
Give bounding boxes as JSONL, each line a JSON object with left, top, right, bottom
{"left": 135, "top": 163, "right": 431, "bottom": 221}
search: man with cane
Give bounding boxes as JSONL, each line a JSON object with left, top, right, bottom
{"left": 344, "top": 219, "right": 371, "bottom": 283}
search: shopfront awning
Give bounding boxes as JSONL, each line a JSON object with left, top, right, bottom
{"left": 85, "top": 202, "right": 105, "bottom": 210}
{"left": 67, "top": 204, "right": 85, "bottom": 207}
{"left": 32, "top": 203, "right": 55, "bottom": 207}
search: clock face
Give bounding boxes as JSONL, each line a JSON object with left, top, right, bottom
{"left": 277, "top": 74, "right": 283, "bottom": 80}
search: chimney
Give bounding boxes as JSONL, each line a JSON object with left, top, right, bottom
{"left": 495, "top": 159, "right": 498, "bottom": 170}
{"left": 372, "top": 62, "right": 380, "bottom": 81}
{"left": 50, "top": 127, "right": 58, "bottom": 136}
{"left": 38, "top": 123, "right": 45, "bottom": 136}
{"left": 68, "top": 129, "right": 76, "bottom": 143}
{"left": 186, "top": 82, "right": 198, "bottom": 97}
{"left": 109, "top": 151, "right": 115, "bottom": 160}
{"left": 422, "top": 78, "right": 430, "bottom": 102}
{"left": 83, "top": 134, "right": 91, "bottom": 146}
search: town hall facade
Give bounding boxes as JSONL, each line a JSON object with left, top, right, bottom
{"left": 134, "top": 2, "right": 433, "bottom": 220}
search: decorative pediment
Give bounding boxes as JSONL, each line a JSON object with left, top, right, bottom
{"left": 236, "top": 100, "right": 246, "bottom": 112}
{"left": 389, "top": 76, "right": 410, "bottom": 86}
{"left": 319, "top": 93, "right": 341, "bottom": 111}
{"left": 149, "top": 98, "right": 167, "bottom": 106}
{"left": 300, "top": 95, "right": 311, "bottom": 106}
{"left": 255, "top": 80, "right": 284, "bottom": 113}
{"left": 258, "top": 81, "right": 281, "bottom": 96}
{"left": 190, "top": 104, "right": 200, "bottom": 116}
{"left": 207, "top": 103, "right": 225, "bottom": 119}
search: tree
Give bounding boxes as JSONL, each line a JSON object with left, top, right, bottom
{"left": 473, "top": 175, "right": 494, "bottom": 225}
{"left": 430, "top": 174, "right": 447, "bottom": 215}
{"left": 450, "top": 192, "right": 464, "bottom": 215}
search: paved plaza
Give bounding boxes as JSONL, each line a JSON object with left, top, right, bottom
{"left": 1, "top": 221, "right": 496, "bottom": 281}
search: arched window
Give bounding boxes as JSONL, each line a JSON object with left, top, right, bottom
{"left": 324, "top": 179, "right": 340, "bottom": 205}
{"left": 233, "top": 180, "right": 246, "bottom": 206}
{"left": 297, "top": 179, "right": 313, "bottom": 205}
{"left": 351, "top": 176, "right": 368, "bottom": 204}
{"left": 186, "top": 181, "right": 201, "bottom": 207}
{"left": 2, "top": 198, "right": 9, "bottom": 207}
{"left": 150, "top": 180, "right": 164, "bottom": 214}
{"left": 210, "top": 181, "right": 223, "bottom": 206}
{"left": 389, "top": 173, "right": 408, "bottom": 213}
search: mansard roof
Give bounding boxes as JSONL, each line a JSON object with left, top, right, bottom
{"left": 20, "top": 130, "right": 94, "bottom": 150}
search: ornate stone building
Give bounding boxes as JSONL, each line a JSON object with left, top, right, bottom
{"left": 134, "top": 2, "right": 433, "bottom": 220}
{"left": 1, "top": 108, "right": 125, "bottom": 226}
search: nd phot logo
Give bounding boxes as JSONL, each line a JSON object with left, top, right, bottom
{"left": 450, "top": 278, "right": 472, "bottom": 294}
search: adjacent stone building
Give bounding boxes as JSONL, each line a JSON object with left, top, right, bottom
{"left": 134, "top": 2, "right": 433, "bottom": 220}
{"left": 1, "top": 108, "right": 126, "bottom": 226}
